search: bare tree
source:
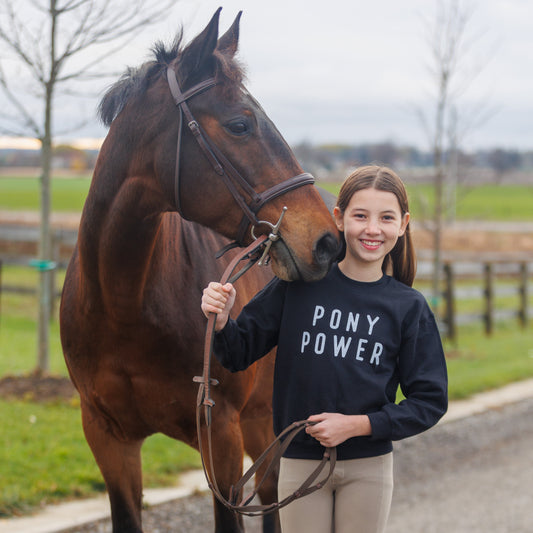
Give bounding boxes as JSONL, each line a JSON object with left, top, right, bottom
{"left": 0, "top": 0, "right": 177, "bottom": 373}
{"left": 415, "top": 0, "right": 494, "bottom": 309}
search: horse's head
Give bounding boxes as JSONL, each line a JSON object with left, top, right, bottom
{"left": 99, "top": 9, "right": 340, "bottom": 281}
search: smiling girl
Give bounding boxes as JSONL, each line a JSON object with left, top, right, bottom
{"left": 201, "top": 165, "right": 448, "bottom": 533}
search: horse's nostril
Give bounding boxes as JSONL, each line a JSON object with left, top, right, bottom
{"left": 314, "top": 232, "right": 341, "bottom": 268}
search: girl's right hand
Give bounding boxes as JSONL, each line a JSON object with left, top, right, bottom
{"left": 201, "top": 282, "right": 236, "bottom": 332}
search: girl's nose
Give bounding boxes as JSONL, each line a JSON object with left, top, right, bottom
{"left": 365, "top": 219, "right": 381, "bottom": 235}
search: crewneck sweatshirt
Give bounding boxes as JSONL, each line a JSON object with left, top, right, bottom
{"left": 214, "top": 263, "right": 448, "bottom": 461}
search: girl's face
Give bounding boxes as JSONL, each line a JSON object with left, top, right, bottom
{"left": 333, "top": 187, "right": 410, "bottom": 280}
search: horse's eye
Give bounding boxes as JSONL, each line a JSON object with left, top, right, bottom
{"left": 225, "top": 119, "right": 249, "bottom": 136}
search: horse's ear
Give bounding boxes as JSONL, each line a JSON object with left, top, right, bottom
{"left": 179, "top": 8, "right": 221, "bottom": 82}
{"left": 217, "top": 11, "right": 241, "bottom": 57}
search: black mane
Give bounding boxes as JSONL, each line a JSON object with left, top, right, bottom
{"left": 98, "top": 30, "right": 245, "bottom": 127}
{"left": 98, "top": 34, "right": 183, "bottom": 127}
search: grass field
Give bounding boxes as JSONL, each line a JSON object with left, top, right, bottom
{"left": 1, "top": 175, "right": 533, "bottom": 220}
{"left": 0, "top": 176, "right": 91, "bottom": 212}
{"left": 319, "top": 181, "right": 533, "bottom": 221}
{"left": 0, "top": 399, "right": 201, "bottom": 517}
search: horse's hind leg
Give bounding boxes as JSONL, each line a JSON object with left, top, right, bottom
{"left": 241, "top": 415, "right": 281, "bottom": 533}
{"left": 81, "top": 401, "right": 144, "bottom": 533}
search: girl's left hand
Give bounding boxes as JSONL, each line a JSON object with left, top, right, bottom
{"left": 305, "top": 413, "right": 372, "bottom": 447}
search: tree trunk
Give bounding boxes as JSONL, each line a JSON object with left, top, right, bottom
{"left": 36, "top": 133, "right": 53, "bottom": 374}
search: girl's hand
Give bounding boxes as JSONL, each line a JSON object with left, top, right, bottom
{"left": 305, "top": 413, "right": 372, "bottom": 448}
{"left": 201, "top": 282, "right": 236, "bottom": 332}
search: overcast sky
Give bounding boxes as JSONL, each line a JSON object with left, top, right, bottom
{"left": 2, "top": 0, "right": 532, "bottom": 151}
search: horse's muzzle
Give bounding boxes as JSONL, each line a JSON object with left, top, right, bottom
{"left": 314, "top": 231, "right": 342, "bottom": 272}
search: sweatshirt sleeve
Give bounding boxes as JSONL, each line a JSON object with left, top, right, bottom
{"left": 213, "top": 277, "right": 286, "bottom": 372}
{"left": 368, "top": 300, "right": 448, "bottom": 441}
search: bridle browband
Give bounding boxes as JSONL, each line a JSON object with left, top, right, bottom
{"left": 166, "top": 67, "right": 315, "bottom": 245}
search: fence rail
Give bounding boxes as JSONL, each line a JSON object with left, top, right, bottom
{"left": 1, "top": 224, "right": 532, "bottom": 339}
{"left": 0, "top": 224, "right": 77, "bottom": 267}
{"left": 0, "top": 224, "right": 77, "bottom": 320}
{"left": 419, "top": 259, "right": 532, "bottom": 341}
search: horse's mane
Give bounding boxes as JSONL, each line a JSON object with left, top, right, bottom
{"left": 98, "top": 31, "right": 245, "bottom": 127}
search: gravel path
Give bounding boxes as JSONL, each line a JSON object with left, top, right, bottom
{"left": 61, "top": 398, "right": 533, "bottom": 533}
{"left": 387, "top": 398, "right": 533, "bottom": 533}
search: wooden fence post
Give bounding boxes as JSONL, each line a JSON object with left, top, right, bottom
{"left": 443, "top": 263, "right": 456, "bottom": 343}
{"left": 484, "top": 263, "right": 494, "bottom": 336}
{"left": 518, "top": 262, "right": 529, "bottom": 328}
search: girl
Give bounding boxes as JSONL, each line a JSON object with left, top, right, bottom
{"left": 201, "top": 165, "right": 448, "bottom": 533}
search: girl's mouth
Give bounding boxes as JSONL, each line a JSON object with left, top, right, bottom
{"left": 360, "top": 239, "right": 383, "bottom": 250}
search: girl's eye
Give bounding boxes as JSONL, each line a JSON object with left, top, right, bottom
{"left": 225, "top": 119, "right": 249, "bottom": 136}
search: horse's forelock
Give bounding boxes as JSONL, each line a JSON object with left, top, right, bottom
{"left": 153, "top": 31, "right": 184, "bottom": 66}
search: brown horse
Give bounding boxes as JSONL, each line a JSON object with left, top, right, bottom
{"left": 60, "top": 9, "right": 339, "bottom": 533}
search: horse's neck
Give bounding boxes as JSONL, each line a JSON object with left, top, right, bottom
{"left": 79, "top": 173, "right": 168, "bottom": 320}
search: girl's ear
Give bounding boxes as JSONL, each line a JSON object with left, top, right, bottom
{"left": 398, "top": 212, "right": 410, "bottom": 236}
{"left": 333, "top": 206, "right": 344, "bottom": 232}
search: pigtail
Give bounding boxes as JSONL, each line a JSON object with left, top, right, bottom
{"left": 385, "top": 225, "right": 417, "bottom": 287}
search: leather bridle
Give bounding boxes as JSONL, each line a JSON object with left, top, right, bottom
{"left": 166, "top": 67, "right": 315, "bottom": 245}
{"left": 166, "top": 67, "right": 336, "bottom": 515}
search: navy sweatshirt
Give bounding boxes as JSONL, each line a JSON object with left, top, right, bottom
{"left": 214, "top": 264, "right": 448, "bottom": 461}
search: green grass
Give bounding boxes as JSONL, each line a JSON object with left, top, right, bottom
{"left": 319, "top": 182, "right": 533, "bottom": 221}
{"left": 0, "top": 400, "right": 200, "bottom": 517}
{"left": 443, "top": 324, "right": 533, "bottom": 399}
{"left": 406, "top": 183, "right": 533, "bottom": 221}
{"left": 0, "top": 266, "right": 65, "bottom": 375}
{"left": 0, "top": 176, "right": 532, "bottom": 220}
{"left": 0, "top": 176, "right": 91, "bottom": 211}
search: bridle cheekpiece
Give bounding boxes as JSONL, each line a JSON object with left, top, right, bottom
{"left": 166, "top": 67, "right": 315, "bottom": 247}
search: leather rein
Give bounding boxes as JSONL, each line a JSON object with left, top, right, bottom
{"left": 196, "top": 233, "right": 336, "bottom": 516}
{"left": 166, "top": 67, "right": 336, "bottom": 515}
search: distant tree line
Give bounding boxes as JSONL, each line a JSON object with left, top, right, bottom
{"left": 0, "top": 146, "right": 98, "bottom": 171}
{"left": 292, "top": 141, "right": 533, "bottom": 182}
{"left": 1, "top": 142, "right": 532, "bottom": 181}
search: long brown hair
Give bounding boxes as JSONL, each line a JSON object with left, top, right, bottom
{"left": 336, "top": 165, "right": 417, "bottom": 287}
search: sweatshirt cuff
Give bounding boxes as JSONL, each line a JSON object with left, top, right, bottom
{"left": 368, "top": 410, "right": 392, "bottom": 441}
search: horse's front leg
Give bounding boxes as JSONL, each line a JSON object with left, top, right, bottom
{"left": 201, "top": 410, "right": 246, "bottom": 533}
{"left": 81, "top": 400, "right": 144, "bottom": 533}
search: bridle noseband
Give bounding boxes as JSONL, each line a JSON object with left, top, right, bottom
{"left": 166, "top": 67, "right": 315, "bottom": 245}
